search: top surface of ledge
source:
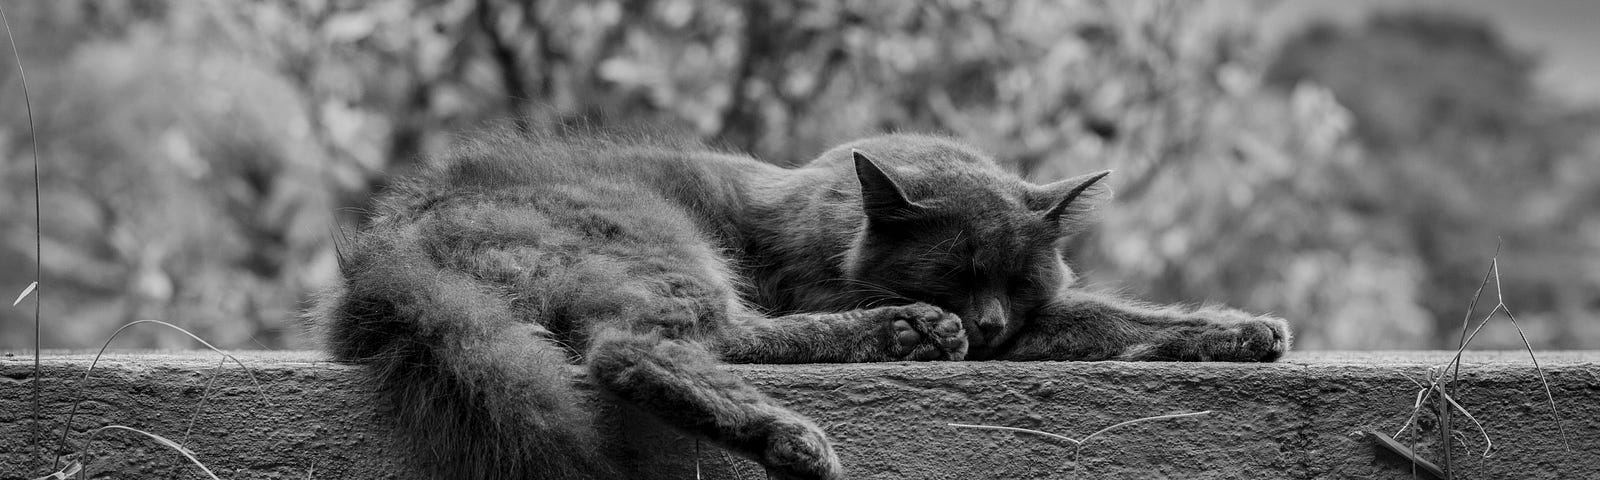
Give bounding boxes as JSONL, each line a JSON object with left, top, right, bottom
{"left": 9, "top": 349, "right": 1598, "bottom": 367}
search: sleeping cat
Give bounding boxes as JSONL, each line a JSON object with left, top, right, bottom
{"left": 314, "top": 131, "right": 1289, "bottom": 479}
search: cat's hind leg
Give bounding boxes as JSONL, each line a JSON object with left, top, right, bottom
{"left": 588, "top": 329, "right": 842, "bottom": 480}
{"left": 573, "top": 265, "right": 845, "bottom": 479}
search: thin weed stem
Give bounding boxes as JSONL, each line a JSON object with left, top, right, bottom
{"left": 0, "top": 1, "right": 45, "bottom": 469}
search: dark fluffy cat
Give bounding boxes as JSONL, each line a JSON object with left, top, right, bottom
{"left": 314, "top": 131, "right": 1290, "bottom": 479}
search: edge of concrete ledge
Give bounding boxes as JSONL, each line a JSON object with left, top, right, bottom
{"left": 3, "top": 351, "right": 1597, "bottom": 479}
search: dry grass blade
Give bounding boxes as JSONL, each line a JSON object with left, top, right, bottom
{"left": 1367, "top": 430, "right": 1445, "bottom": 479}
{"left": 0, "top": 1, "right": 46, "bottom": 470}
{"left": 183, "top": 356, "right": 229, "bottom": 443}
{"left": 948, "top": 410, "right": 1215, "bottom": 448}
{"left": 947, "top": 412, "right": 1209, "bottom": 476}
{"left": 12, "top": 281, "right": 36, "bottom": 306}
{"left": 1451, "top": 250, "right": 1497, "bottom": 377}
{"left": 1392, "top": 383, "right": 1432, "bottom": 438}
{"left": 1436, "top": 389, "right": 1493, "bottom": 457}
{"left": 946, "top": 423, "right": 1081, "bottom": 445}
{"left": 1495, "top": 307, "right": 1568, "bottom": 451}
{"left": 1077, "top": 410, "right": 1213, "bottom": 446}
{"left": 950, "top": 409, "right": 1215, "bottom": 475}
{"left": 54, "top": 319, "right": 266, "bottom": 469}
{"left": 1438, "top": 257, "right": 1569, "bottom": 452}
{"left": 1384, "top": 249, "right": 1573, "bottom": 477}
{"left": 29, "top": 460, "right": 80, "bottom": 480}
{"left": 80, "top": 425, "right": 222, "bottom": 480}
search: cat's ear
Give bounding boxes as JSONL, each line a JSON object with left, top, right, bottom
{"left": 854, "top": 150, "right": 925, "bottom": 221}
{"left": 1029, "top": 170, "right": 1112, "bottom": 228}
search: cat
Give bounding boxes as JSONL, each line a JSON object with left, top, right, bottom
{"left": 313, "top": 130, "right": 1290, "bottom": 480}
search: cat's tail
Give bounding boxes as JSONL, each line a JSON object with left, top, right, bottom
{"left": 313, "top": 243, "right": 612, "bottom": 480}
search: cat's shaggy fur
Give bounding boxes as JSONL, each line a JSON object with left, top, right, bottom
{"left": 313, "top": 131, "right": 1290, "bottom": 479}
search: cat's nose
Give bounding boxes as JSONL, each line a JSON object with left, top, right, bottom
{"left": 978, "top": 322, "right": 1004, "bottom": 346}
{"left": 975, "top": 300, "right": 1008, "bottom": 346}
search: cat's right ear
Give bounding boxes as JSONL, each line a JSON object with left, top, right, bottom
{"left": 853, "top": 150, "right": 925, "bottom": 222}
{"left": 1029, "top": 170, "right": 1112, "bottom": 231}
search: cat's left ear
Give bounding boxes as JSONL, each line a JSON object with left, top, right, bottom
{"left": 854, "top": 150, "right": 926, "bottom": 222}
{"left": 1028, "top": 170, "right": 1112, "bottom": 229}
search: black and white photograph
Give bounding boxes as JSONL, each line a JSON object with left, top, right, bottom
{"left": 1, "top": 1, "right": 1597, "bottom": 478}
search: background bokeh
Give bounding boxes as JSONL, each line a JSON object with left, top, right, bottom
{"left": 2, "top": 0, "right": 1597, "bottom": 351}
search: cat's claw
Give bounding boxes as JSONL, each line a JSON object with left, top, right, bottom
{"left": 883, "top": 303, "right": 967, "bottom": 361}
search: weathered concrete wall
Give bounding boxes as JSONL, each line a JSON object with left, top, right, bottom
{"left": 2, "top": 351, "right": 1597, "bottom": 479}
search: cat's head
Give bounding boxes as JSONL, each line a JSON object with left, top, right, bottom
{"left": 832, "top": 135, "right": 1110, "bottom": 354}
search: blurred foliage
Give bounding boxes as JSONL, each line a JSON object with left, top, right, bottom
{"left": 1265, "top": 11, "right": 1600, "bottom": 348}
{"left": 0, "top": 0, "right": 1596, "bottom": 350}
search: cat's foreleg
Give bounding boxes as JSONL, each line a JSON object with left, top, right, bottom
{"left": 992, "top": 290, "right": 1290, "bottom": 362}
{"left": 713, "top": 304, "right": 968, "bottom": 363}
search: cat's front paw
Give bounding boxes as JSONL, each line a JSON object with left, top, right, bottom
{"left": 877, "top": 303, "right": 967, "bottom": 361}
{"left": 1185, "top": 311, "right": 1291, "bottom": 362}
{"left": 759, "top": 415, "right": 844, "bottom": 480}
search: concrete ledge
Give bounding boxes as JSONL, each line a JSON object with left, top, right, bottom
{"left": 2, "top": 351, "right": 1597, "bottom": 479}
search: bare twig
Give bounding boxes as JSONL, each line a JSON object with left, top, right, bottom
{"left": 1368, "top": 430, "right": 1446, "bottom": 479}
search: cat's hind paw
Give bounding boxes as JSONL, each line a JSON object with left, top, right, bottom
{"left": 881, "top": 303, "right": 967, "bottom": 361}
{"left": 759, "top": 415, "right": 844, "bottom": 480}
